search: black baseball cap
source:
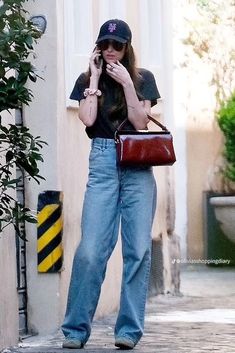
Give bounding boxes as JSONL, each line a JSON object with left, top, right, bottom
{"left": 96, "top": 19, "right": 132, "bottom": 44}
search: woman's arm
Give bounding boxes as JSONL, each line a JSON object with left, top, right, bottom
{"left": 78, "top": 49, "right": 103, "bottom": 127}
{"left": 123, "top": 81, "right": 150, "bottom": 128}
{"left": 140, "top": 99, "right": 151, "bottom": 116}
{"left": 79, "top": 74, "right": 100, "bottom": 127}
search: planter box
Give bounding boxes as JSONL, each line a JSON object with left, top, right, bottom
{"left": 203, "top": 191, "right": 235, "bottom": 266}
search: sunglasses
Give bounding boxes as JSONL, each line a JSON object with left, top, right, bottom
{"left": 97, "top": 40, "right": 126, "bottom": 52}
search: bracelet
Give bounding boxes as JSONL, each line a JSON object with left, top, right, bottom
{"left": 83, "top": 88, "right": 102, "bottom": 97}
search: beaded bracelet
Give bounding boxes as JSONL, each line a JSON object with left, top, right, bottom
{"left": 83, "top": 88, "right": 102, "bottom": 97}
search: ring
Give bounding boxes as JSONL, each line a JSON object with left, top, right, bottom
{"left": 110, "top": 66, "right": 114, "bottom": 71}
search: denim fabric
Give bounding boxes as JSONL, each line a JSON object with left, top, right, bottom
{"left": 61, "top": 138, "right": 157, "bottom": 345}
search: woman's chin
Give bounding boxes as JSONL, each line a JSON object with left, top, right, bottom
{"left": 105, "top": 58, "right": 117, "bottom": 64}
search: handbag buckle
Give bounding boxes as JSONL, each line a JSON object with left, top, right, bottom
{"left": 114, "top": 131, "right": 119, "bottom": 144}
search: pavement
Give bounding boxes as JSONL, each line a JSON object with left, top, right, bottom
{"left": 3, "top": 265, "right": 235, "bottom": 353}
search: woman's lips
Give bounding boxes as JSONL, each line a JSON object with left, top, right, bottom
{"left": 106, "top": 55, "right": 116, "bottom": 60}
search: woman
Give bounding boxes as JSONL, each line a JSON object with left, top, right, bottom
{"left": 62, "top": 19, "right": 160, "bottom": 350}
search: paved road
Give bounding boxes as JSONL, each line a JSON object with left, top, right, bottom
{"left": 4, "top": 294, "right": 235, "bottom": 353}
{"left": 3, "top": 266, "right": 235, "bottom": 353}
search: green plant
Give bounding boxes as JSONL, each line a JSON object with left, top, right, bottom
{"left": 217, "top": 92, "right": 235, "bottom": 183}
{"left": 0, "top": 0, "right": 46, "bottom": 239}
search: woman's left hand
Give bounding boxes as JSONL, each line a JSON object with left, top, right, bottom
{"left": 106, "top": 61, "right": 132, "bottom": 87}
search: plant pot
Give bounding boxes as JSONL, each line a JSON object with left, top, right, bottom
{"left": 203, "top": 192, "right": 235, "bottom": 266}
{"left": 210, "top": 196, "right": 235, "bottom": 243}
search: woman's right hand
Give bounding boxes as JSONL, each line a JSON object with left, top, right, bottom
{"left": 89, "top": 48, "right": 103, "bottom": 77}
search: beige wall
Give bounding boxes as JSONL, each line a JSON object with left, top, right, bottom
{"left": 187, "top": 122, "right": 222, "bottom": 258}
{"left": 0, "top": 226, "right": 19, "bottom": 349}
{"left": 0, "top": 112, "right": 19, "bottom": 350}
{"left": 24, "top": 0, "right": 62, "bottom": 335}
{"left": 173, "top": 1, "right": 234, "bottom": 259}
{"left": 23, "top": 0, "right": 124, "bottom": 335}
{"left": 23, "top": 0, "right": 178, "bottom": 337}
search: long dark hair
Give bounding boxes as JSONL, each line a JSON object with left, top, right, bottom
{"left": 85, "top": 43, "right": 142, "bottom": 121}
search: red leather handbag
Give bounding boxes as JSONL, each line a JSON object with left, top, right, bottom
{"left": 114, "top": 115, "right": 176, "bottom": 167}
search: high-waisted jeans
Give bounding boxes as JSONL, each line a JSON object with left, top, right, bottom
{"left": 61, "top": 138, "right": 157, "bottom": 345}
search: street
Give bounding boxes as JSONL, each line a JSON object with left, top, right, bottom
{"left": 3, "top": 265, "right": 235, "bottom": 353}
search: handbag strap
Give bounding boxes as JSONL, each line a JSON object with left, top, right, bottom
{"left": 116, "top": 114, "right": 169, "bottom": 132}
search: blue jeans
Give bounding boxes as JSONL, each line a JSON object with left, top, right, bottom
{"left": 61, "top": 138, "right": 157, "bottom": 345}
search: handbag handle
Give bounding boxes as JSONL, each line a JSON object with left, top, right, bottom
{"left": 116, "top": 114, "right": 169, "bottom": 132}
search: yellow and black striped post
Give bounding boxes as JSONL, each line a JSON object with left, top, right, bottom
{"left": 37, "top": 191, "right": 63, "bottom": 273}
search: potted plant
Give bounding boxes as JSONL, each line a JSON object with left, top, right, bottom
{"left": 210, "top": 92, "right": 235, "bottom": 243}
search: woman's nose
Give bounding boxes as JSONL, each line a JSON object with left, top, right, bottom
{"left": 107, "top": 44, "right": 114, "bottom": 51}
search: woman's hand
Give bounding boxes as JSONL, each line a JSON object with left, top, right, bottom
{"left": 106, "top": 61, "right": 149, "bottom": 130}
{"left": 106, "top": 61, "right": 133, "bottom": 87}
{"left": 89, "top": 48, "right": 103, "bottom": 77}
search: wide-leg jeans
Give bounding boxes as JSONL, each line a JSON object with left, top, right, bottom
{"left": 61, "top": 138, "right": 157, "bottom": 345}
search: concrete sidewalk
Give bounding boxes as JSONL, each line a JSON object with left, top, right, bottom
{"left": 3, "top": 265, "right": 235, "bottom": 353}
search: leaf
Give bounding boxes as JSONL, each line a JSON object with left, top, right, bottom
{"left": 29, "top": 72, "right": 37, "bottom": 82}
{"left": 0, "top": 4, "right": 8, "bottom": 16}
{"left": 0, "top": 133, "right": 7, "bottom": 139}
{"left": 31, "top": 152, "right": 44, "bottom": 161}
{"left": 0, "top": 125, "right": 9, "bottom": 134}
{"left": 6, "top": 150, "right": 14, "bottom": 163}
{"left": 20, "top": 61, "right": 32, "bottom": 71}
{"left": 13, "top": 224, "right": 28, "bottom": 242}
{"left": 0, "top": 65, "right": 5, "bottom": 78}
{"left": 35, "top": 174, "right": 45, "bottom": 181}
{"left": 1, "top": 196, "right": 11, "bottom": 204}
{"left": 6, "top": 178, "right": 19, "bottom": 185}
{"left": 24, "top": 215, "right": 37, "bottom": 223}
{"left": 25, "top": 35, "right": 33, "bottom": 49}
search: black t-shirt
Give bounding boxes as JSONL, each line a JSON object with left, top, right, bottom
{"left": 70, "top": 68, "right": 161, "bottom": 139}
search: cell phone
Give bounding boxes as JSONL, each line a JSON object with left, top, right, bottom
{"left": 95, "top": 56, "right": 102, "bottom": 68}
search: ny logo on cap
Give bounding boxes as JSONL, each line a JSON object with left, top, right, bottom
{"left": 108, "top": 23, "right": 117, "bottom": 33}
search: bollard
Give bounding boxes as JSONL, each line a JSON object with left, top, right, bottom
{"left": 37, "top": 190, "right": 63, "bottom": 273}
